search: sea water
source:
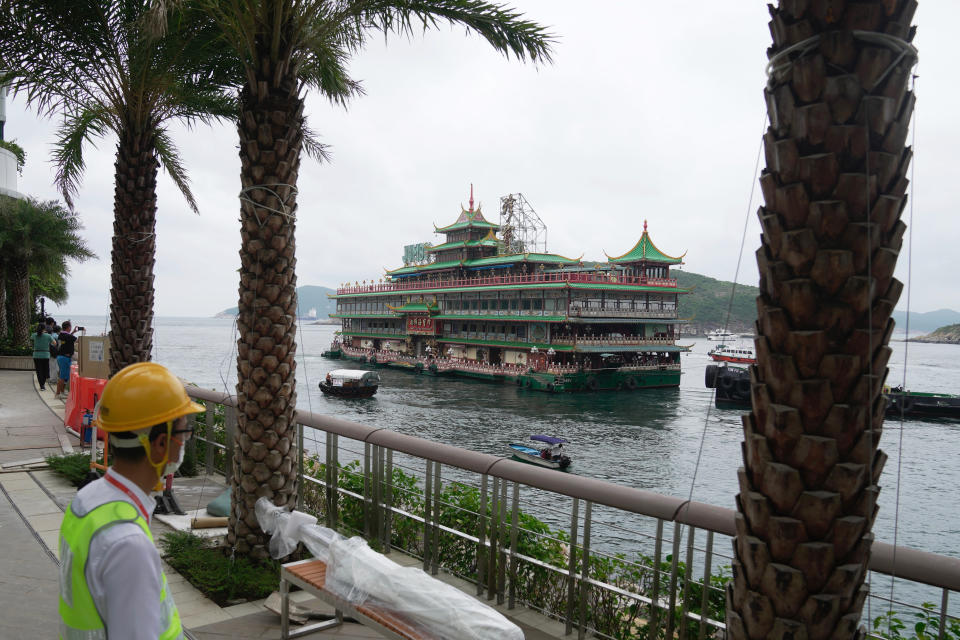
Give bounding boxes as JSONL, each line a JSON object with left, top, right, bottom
{"left": 69, "top": 314, "right": 960, "bottom": 609}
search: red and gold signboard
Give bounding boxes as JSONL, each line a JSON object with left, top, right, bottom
{"left": 406, "top": 315, "right": 436, "bottom": 335}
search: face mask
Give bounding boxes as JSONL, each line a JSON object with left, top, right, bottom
{"left": 164, "top": 442, "right": 186, "bottom": 477}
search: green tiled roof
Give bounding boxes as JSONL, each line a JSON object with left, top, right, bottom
{"left": 606, "top": 224, "right": 685, "bottom": 264}
{"left": 435, "top": 207, "right": 499, "bottom": 233}
{"left": 433, "top": 314, "right": 567, "bottom": 322}
{"left": 426, "top": 238, "right": 499, "bottom": 252}
{"left": 388, "top": 301, "right": 439, "bottom": 314}
{"left": 386, "top": 252, "right": 581, "bottom": 276}
{"left": 333, "top": 282, "right": 687, "bottom": 299}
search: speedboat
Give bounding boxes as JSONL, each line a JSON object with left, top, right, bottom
{"left": 319, "top": 369, "right": 380, "bottom": 398}
{"left": 708, "top": 344, "right": 756, "bottom": 364}
{"left": 507, "top": 435, "right": 571, "bottom": 470}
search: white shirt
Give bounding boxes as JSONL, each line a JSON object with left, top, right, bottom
{"left": 68, "top": 468, "right": 169, "bottom": 639}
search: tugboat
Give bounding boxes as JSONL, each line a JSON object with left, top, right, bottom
{"left": 884, "top": 387, "right": 960, "bottom": 419}
{"left": 319, "top": 369, "right": 380, "bottom": 398}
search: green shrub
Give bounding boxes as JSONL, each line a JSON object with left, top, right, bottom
{"left": 46, "top": 453, "right": 96, "bottom": 487}
{"left": 160, "top": 531, "right": 279, "bottom": 605}
{"left": 873, "top": 603, "right": 960, "bottom": 640}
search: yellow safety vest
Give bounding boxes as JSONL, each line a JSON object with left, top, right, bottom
{"left": 58, "top": 500, "right": 183, "bottom": 640}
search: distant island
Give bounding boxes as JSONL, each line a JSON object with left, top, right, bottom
{"left": 911, "top": 324, "right": 960, "bottom": 345}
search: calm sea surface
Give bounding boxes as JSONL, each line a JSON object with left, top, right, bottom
{"left": 72, "top": 314, "right": 960, "bottom": 604}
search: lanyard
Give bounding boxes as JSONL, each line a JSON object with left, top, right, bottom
{"left": 105, "top": 471, "right": 150, "bottom": 524}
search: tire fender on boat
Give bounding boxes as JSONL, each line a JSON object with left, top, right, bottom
{"left": 704, "top": 365, "right": 718, "bottom": 388}
{"left": 736, "top": 377, "right": 751, "bottom": 396}
{"left": 625, "top": 376, "right": 638, "bottom": 390}
{"left": 586, "top": 377, "right": 599, "bottom": 392}
{"left": 523, "top": 378, "right": 532, "bottom": 389}
{"left": 719, "top": 374, "right": 735, "bottom": 391}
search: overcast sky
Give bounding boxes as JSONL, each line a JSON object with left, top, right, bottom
{"left": 4, "top": 2, "right": 956, "bottom": 318}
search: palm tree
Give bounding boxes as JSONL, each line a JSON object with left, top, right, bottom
{"left": 727, "top": 3, "right": 918, "bottom": 640}
{"left": 181, "top": 0, "right": 552, "bottom": 559}
{"left": 0, "top": 1, "right": 238, "bottom": 371}
{"left": 0, "top": 195, "right": 95, "bottom": 345}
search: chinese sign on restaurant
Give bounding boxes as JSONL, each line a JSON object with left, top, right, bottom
{"left": 406, "top": 315, "right": 436, "bottom": 335}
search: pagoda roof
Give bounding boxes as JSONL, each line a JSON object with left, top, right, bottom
{"left": 386, "top": 251, "right": 582, "bottom": 276}
{"left": 434, "top": 207, "right": 499, "bottom": 233}
{"left": 605, "top": 220, "right": 685, "bottom": 264}
{"left": 425, "top": 236, "right": 499, "bottom": 253}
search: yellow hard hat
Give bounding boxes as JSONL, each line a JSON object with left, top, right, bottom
{"left": 97, "top": 362, "right": 204, "bottom": 432}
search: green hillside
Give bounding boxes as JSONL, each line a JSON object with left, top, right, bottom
{"left": 675, "top": 270, "right": 758, "bottom": 335}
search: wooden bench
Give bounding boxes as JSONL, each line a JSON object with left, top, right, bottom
{"left": 279, "top": 558, "right": 436, "bottom": 640}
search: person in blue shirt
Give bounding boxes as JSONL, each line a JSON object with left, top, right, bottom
{"left": 30, "top": 322, "right": 56, "bottom": 390}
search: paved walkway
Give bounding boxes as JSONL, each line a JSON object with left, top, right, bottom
{"left": 0, "top": 368, "right": 561, "bottom": 639}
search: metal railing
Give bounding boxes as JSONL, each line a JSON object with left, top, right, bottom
{"left": 337, "top": 272, "right": 678, "bottom": 296}
{"left": 185, "top": 387, "right": 960, "bottom": 640}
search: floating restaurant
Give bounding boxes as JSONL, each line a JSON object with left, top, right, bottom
{"left": 326, "top": 190, "right": 691, "bottom": 392}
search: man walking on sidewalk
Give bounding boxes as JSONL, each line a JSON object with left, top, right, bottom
{"left": 57, "top": 362, "right": 204, "bottom": 639}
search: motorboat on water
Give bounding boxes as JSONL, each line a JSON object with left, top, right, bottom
{"left": 708, "top": 343, "right": 756, "bottom": 364}
{"left": 508, "top": 435, "right": 571, "bottom": 470}
{"left": 706, "top": 329, "right": 738, "bottom": 341}
{"left": 319, "top": 369, "right": 380, "bottom": 398}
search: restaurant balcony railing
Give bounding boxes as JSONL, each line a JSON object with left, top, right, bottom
{"left": 336, "top": 272, "right": 678, "bottom": 295}
{"left": 185, "top": 386, "right": 960, "bottom": 640}
{"left": 567, "top": 307, "right": 677, "bottom": 319}
{"left": 552, "top": 335, "right": 677, "bottom": 347}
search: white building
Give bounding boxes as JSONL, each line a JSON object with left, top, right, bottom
{"left": 0, "top": 84, "right": 25, "bottom": 200}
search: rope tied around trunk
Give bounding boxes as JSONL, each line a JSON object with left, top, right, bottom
{"left": 238, "top": 182, "right": 299, "bottom": 227}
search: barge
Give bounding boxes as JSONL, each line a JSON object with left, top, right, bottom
{"left": 326, "top": 189, "right": 691, "bottom": 392}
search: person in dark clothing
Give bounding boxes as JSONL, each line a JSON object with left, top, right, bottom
{"left": 55, "top": 320, "right": 83, "bottom": 399}
{"left": 31, "top": 322, "right": 56, "bottom": 390}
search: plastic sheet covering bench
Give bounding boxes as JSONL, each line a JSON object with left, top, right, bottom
{"left": 257, "top": 498, "right": 523, "bottom": 640}
{"left": 281, "top": 558, "right": 433, "bottom": 639}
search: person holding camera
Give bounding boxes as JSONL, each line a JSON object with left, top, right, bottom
{"left": 55, "top": 320, "right": 84, "bottom": 399}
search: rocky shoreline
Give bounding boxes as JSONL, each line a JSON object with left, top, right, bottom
{"left": 910, "top": 323, "right": 960, "bottom": 344}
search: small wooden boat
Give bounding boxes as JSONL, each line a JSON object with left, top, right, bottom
{"left": 319, "top": 369, "right": 380, "bottom": 398}
{"left": 508, "top": 435, "right": 571, "bottom": 470}
{"left": 708, "top": 344, "right": 756, "bottom": 364}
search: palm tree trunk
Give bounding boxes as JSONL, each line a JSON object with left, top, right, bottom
{"left": 108, "top": 127, "right": 158, "bottom": 374}
{"left": 727, "top": 4, "right": 918, "bottom": 640}
{"left": 9, "top": 260, "right": 31, "bottom": 345}
{"left": 228, "top": 63, "right": 301, "bottom": 560}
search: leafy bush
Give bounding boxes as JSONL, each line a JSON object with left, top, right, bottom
{"left": 46, "top": 453, "right": 96, "bottom": 487}
{"left": 873, "top": 603, "right": 960, "bottom": 640}
{"left": 160, "top": 531, "right": 279, "bottom": 605}
{"left": 0, "top": 334, "right": 32, "bottom": 355}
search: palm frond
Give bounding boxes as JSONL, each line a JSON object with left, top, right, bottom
{"left": 52, "top": 108, "right": 110, "bottom": 210}
{"left": 301, "top": 125, "right": 333, "bottom": 164}
{"left": 154, "top": 127, "right": 199, "bottom": 214}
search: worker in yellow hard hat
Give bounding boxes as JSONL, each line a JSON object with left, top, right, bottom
{"left": 58, "top": 362, "right": 204, "bottom": 640}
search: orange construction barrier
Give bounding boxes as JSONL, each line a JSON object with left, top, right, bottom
{"left": 64, "top": 364, "right": 108, "bottom": 442}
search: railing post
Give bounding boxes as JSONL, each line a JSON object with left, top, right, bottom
{"left": 666, "top": 522, "right": 683, "bottom": 640}
{"left": 578, "top": 501, "right": 592, "bottom": 640}
{"left": 487, "top": 476, "right": 501, "bottom": 600}
{"left": 224, "top": 404, "right": 237, "bottom": 482}
{"left": 508, "top": 482, "right": 520, "bottom": 610}
{"left": 383, "top": 449, "right": 393, "bottom": 553}
{"left": 565, "top": 497, "right": 581, "bottom": 636}
{"left": 679, "top": 526, "right": 696, "bottom": 640}
{"left": 698, "top": 531, "right": 714, "bottom": 640}
{"left": 939, "top": 589, "right": 949, "bottom": 640}
{"left": 497, "top": 479, "right": 508, "bottom": 603}
{"left": 203, "top": 401, "right": 214, "bottom": 474}
{"left": 325, "top": 433, "right": 338, "bottom": 528}
{"left": 364, "top": 442, "right": 373, "bottom": 539}
{"left": 477, "top": 474, "right": 488, "bottom": 596}
{"left": 650, "top": 519, "right": 665, "bottom": 634}
{"left": 296, "top": 420, "right": 304, "bottom": 511}
{"left": 423, "top": 460, "right": 433, "bottom": 572}
{"left": 431, "top": 463, "right": 441, "bottom": 575}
